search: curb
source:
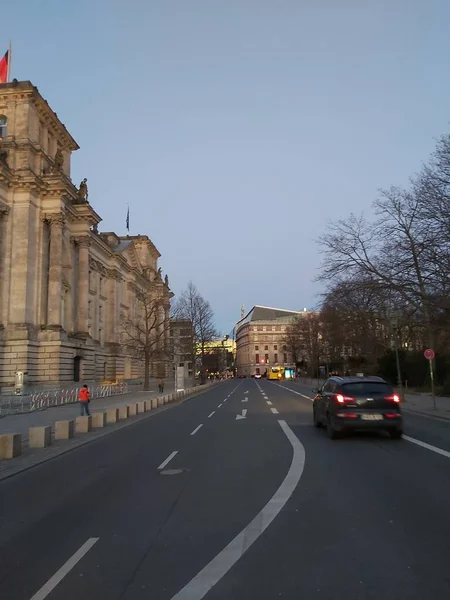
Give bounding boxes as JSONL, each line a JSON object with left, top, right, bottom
{"left": 0, "top": 383, "right": 218, "bottom": 482}
{"left": 402, "top": 407, "right": 450, "bottom": 422}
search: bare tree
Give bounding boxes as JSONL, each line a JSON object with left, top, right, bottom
{"left": 121, "top": 288, "right": 169, "bottom": 391}
{"left": 173, "top": 282, "right": 218, "bottom": 382}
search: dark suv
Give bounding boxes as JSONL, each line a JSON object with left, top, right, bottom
{"left": 312, "top": 376, "right": 403, "bottom": 439}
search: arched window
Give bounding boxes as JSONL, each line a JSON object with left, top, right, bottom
{"left": 0, "top": 115, "right": 7, "bottom": 138}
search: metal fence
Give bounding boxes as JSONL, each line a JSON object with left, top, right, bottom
{"left": 0, "top": 383, "right": 129, "bottom": 416}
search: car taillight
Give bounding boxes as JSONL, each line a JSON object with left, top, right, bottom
{"left": 335, "top": 394, "right": 354, "bottom": 403}
{"left": 385, "top": 394, "right": 400, "bottom": 403}
{"left": 336, "top": 412, "right": 358, "bottom": 418}
{"left": 385, "top": 413, "right": 401, "bottom": 418}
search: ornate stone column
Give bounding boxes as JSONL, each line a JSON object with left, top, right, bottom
{"left": 77, "top": 236, "right": 90, "bottom": 334}
{"left": 47, "top": 213, "right": 65, "bottom": 328}
{"left": 0, "top": 205, "right": 10, "bottom": 324}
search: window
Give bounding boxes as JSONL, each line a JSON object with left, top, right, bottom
{"left": 264, "top": 345, "right": 268, "bottom": 351}
{"left": 255, "top": 345, "right": 259, "bottom": 350}
{"left": 274, "top": 353, "right": 278, "bottom": 363}
{"left": 88, "top": 300, "right": 92, "bottom": 318}
{"left": 265, "top": 353, "right": 269, "bottom": 363}
{"left": 99, "top": 305, "right": 103, "bottom": 321}
{"left": 255, "top": 353, "right": 260, "bottom": 364}
{"left": 257, "top": 325, "right": 263, "bottom": 331}
{"left": 272, "top": 326, "right": 276, "bottom": 331}
{"left": 284, "top": 353, "right": 287, "bottom": 363}
{"left": 283, "top": 345, "right": 287, "bottom": 351}
{"left": 0, "top": 115, "right": 7, "bottom": 138}
{"left": 275, "top": 325, "right": 281, "bottom": 331}
{"left": 99, "top": 328, "right": 103, "bottom": 343}
{"left": 274, "top": 345, "right": 278, "bottom": 350}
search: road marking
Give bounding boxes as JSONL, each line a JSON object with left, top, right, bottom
{"left": 236, "top": 409, "right": 247, "bottom": 420}
{"left": 29, "top": 538, "right": 99, "bottom": 600}
{"left": 275, "top": 383, "right": 313, "bottom": 401}
{"left": 190, "top": 424, "right": 203, "bottom": 436}
{"left": 170, "top": 420, "right": 306, "bottom": 600}
{"left": 208, "top": 411, "right": 215, "bottom": 418}
{"left": 241, "top": 398, "right": 248, "bottom": 403}
{"left": 404, "top": 435, "right": 450, "bottom": 459}
{"left": 266, "top": 401, "right": 273, "bottom": 406}
{"left": 270, "top": 407, "right": 279, "bottom": 414}
{"left": 158, "top": 451, "right": 178, "bottom": 470}
{"left": 218, "top": 403, "right": 223, "bottom": 408}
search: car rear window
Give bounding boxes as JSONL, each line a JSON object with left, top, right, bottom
{"left": 341, "top": 382, "right": 392, "bottom": 395}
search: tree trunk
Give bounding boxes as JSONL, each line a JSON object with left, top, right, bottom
{"left": 143, "top": 353, "right": 150, "bottom": 391}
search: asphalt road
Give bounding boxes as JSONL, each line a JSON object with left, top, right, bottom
{"left": 0, "top": 379, "right": 449, "bottom": 599}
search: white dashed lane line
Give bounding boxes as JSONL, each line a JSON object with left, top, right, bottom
{"left": 208, "top": 411, "right": 215, "bottom": 418}
{"left": 158, "top": 450, "right": 179, "bottom": 470}
{"left": 266, "top": 401, "right": 273, "bottom": 406}
{"left": 190, "top": 424, "right": 203, "bottom": 436}
{"left": 270, "top": 408, "right": 279, "bottom": 415}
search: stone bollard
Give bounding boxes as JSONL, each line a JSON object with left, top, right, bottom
{"left": 137, "top": 401, "right": 146, "bottom": 414}
{"left": 55, "top": 420, "right": 75, "bottom": 440}
{"left": 118, "top": 405, "right": 129, "bottom": 420}
{"left": 92, "top": 412, "right": 107, "bottom": 428}
{"left": 128, "top": 403, "right": 137, "bottom": 417}
{"left": 0, "top": 433, "right": 22, "bottom": 459}
{"left": 151, "top": 397, "right": 158, "bottom": 409}
{"left": 163, "top": 395, "right": 169, "bottom": 405}
{"left": 76, "top": 415, "right": 92, "bottom": 434}
{"left": 29, "top": 426, "right": 52, "bottom": 448}
{"left": 145, "top": 399, "right": 153, "bottom": 411}
{"left": 158, "top": 396, "right": 164, "bottom": 407}
{"left": 106, "top": 408, "right": 119, "bottom": 424}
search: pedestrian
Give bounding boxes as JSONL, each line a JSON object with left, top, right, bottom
{"left": 159, "top": 379, "right": 164, "bottom": 393}
{"left": 78, "top": 384, "right": 91, "bottom": 416}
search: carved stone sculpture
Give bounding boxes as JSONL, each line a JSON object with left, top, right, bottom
{"left": 77, "top": 178, "right": 88, "bottom": 203}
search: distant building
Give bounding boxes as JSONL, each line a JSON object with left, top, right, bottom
{"left": 235, "top": 305, "right": 305, "bottom": 377}
{"left": 202, "top": 336, "right": 236, "bottom": 375}
{"left": 170, "top": 318, "right": 194, "bottom": 381}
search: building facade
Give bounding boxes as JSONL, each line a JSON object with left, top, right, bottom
{"left": 0, "top": 80, "right": 172, "bottom": 390}
{"left": 235, "top": 306, "right": 304, "bottom": 377}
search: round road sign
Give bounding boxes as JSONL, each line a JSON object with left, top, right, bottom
{"left": 424, "top": 348, "right": 435, "bottom": 360}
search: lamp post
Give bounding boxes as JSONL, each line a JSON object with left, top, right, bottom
{"left": 390, "top": 315, "right": 404, "bottom": 401}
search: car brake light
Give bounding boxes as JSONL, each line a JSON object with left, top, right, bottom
{"left": 336, "top": 394, "right": 354, "bottom": 403}
{"left": 385, "top": 394, "right": 400, "bottom": 403}
{"left": 385, "top": 413, "right": 401, "bottom": 418}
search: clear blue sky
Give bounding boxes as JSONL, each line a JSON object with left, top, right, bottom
{"left": 4, "top": 1, "right": 450, "bottom": 333}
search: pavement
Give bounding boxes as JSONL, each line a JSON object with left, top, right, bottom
{"left": 0, "top": 381, "right": 175, "bottom": 439}
{"left": 1, "top": 379, "right": 450, "bottom": 599}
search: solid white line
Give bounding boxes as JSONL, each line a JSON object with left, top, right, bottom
{"left": 270, "top": 408, "right": 279, "bottom": 414}
{"left": 218, "top": 403, "right": 223, "bottom": 408}
{"left": 208, "top": 411, "right": 215, "bottom": 418}
{"left": 404, "top": 435, "right": 450, "bottom": 459}
{"left": 158, "top": 450, "right": 178, "bottom": 470}
{"left": 190, "top": 424, "right": 203, "bottom": 436}
{"left": 266, "top": 401, "right": 273, "bottom": 406}
{"left": 170, "top": 421, "right": 306, "bottom": 600}
{"left": 30, "top": 538, "right": 99, "bottom": 600}
{"left": 276, "top": 383, "right": 313, "bottom": 401}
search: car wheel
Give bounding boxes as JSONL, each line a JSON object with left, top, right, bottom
{"left": 313, "top": 406, "right": 322, "bottom": 428}
{"left": 326, "top": 414, "right": 340, "bottom": 439}
{"left": 389, "top": 429, "right": 403, "bottom": 439}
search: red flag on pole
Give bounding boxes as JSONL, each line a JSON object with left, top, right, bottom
{"left": 0, "top": 50, "right": 9, "bottom": 83}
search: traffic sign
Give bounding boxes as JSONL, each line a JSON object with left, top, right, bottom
{"left": 424, "top": 348, "right": 435, "bottom": 360}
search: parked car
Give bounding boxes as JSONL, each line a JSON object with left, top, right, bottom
{"left": 312, "top": 376, "right": 403, "bottom": 439}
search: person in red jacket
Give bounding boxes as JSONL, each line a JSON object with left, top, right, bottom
{"left": 78, "top": 384, "right": 91, "bottom": 416}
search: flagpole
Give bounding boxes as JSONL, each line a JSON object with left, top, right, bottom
{"left": 7, "top": 41, "right": 11, "bottom": 82}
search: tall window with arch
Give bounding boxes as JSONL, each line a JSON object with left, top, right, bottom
{"left": 0, "top": 115, "right": 7, "bottom": 138}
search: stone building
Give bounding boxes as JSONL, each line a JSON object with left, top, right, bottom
{"left": 170, "top": 318, "right": 195, "bottom": 384}
{"left": 235, "top": 305, "right": 304, "bottom": 377}
{"left": 0, "top": 80, "right": 172, "bottom": 390}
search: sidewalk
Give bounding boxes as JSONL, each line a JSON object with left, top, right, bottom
{"left": 0, "top": 381, "right": 175, "bottom": 440}
{"left": 402, "top": 392, "right": 450, "bottom": 420}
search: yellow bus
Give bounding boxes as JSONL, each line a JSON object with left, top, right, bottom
{"left": 267, "top": 366, "right": 285, "bottom": 380}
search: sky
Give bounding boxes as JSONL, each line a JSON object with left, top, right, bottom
{"left": 3, "top": 0, "right": 450, "bottom": 334}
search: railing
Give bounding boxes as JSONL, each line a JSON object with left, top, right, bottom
{"left": 0, "top": 383, "right": 129, "bottom": 416}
